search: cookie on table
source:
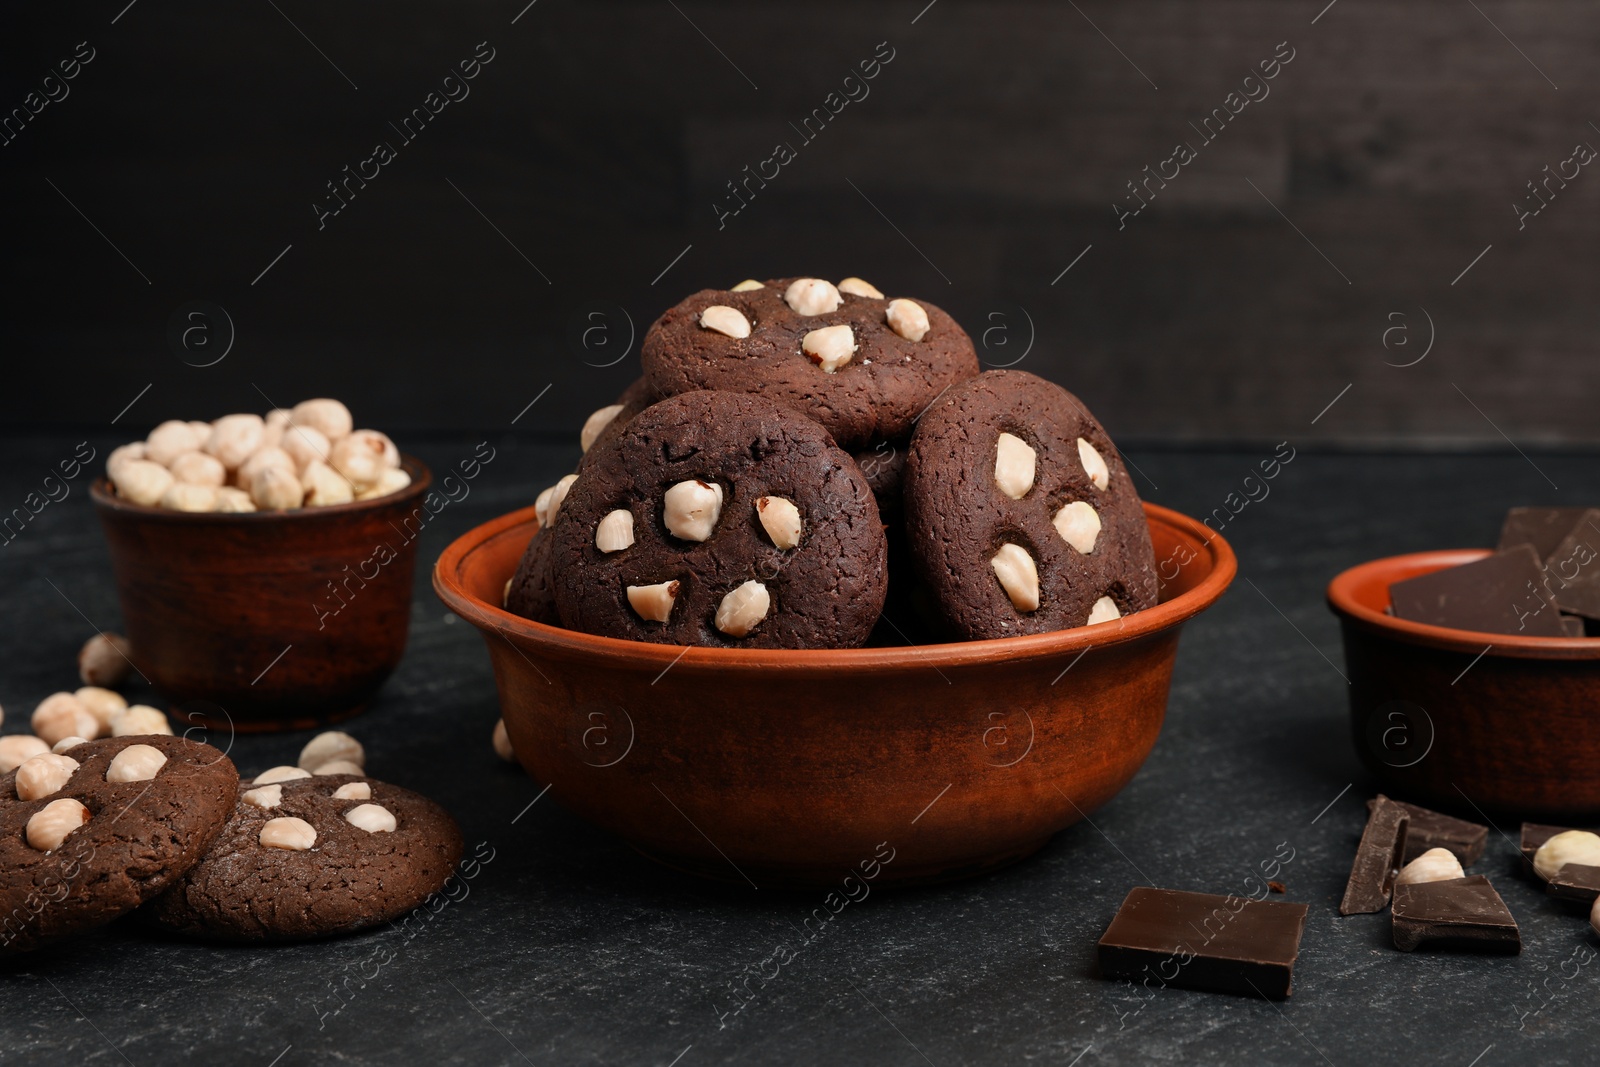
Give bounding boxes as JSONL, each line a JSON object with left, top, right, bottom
{"left": 143, "top": 771, "right": 462, "bottom": 942}
{"left": 641, "top": 276, "right": 979, "bottom": 449}
{"left": 549, "top": 390, "right": 888, "bottom": 648}
{"left": 903, "top": 370, "right": 1158, "bottom": 640}
{"left": 0, "top": 735, "right": 238, "bottom": 954}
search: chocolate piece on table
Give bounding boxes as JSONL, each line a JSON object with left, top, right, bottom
{"left": 1541, "top": 510, "right": 1600, "bottom": 619}
{"left": 1562, "top": 615, "right": 1586, "bottom": 637}
{"left": 1367, "top": 797, "right": 1488, "bottom": 865}
{"left": 1497, "top": 507, "right": 1590, "bottom": 563}
{"left": 1521, "top": 822, "right": 1576, "bottom": 860}
{"left": 1389, "top": 544, "right": 1566, "bottom": 636}
{"left": 1546, "top": 864, "right": 1600, "bottom": 903}
{"left": 1340, "top": 796, "right": 1410, "bottom": 915}
{"left": 1097, "top": 887, "right": 1309, "bottom": 998}
{"left": 1391, "top": 875, "right": 1521, "bottom": 953}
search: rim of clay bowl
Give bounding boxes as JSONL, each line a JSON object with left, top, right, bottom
{"left": 434, "top": 500, "right": 1237, "bottom": 673}
{"left": 89, "top": 456, "right": 433, "bottom": 521}
{"left": 1327, "top": 548, "right": 1600, "bottom": 660}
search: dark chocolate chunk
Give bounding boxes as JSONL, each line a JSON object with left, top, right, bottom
{"left": 1389, "top": 544, "right": 1566, "bottom": 636}
{"left": 1391, "top": 875, "right": 1521, "bottom": 953}
{"left": 1341, "top": 796, "right": 1410, "bottom": 915}
{"left": 1497, "top": 507, "right": 1590, "bottom": 563}
{"left": 1541, "top": 510, "right": 1600, "bottom": 619}
{"left": 1097, "top": 887, "right": 1308, "bottom": 998}
{"left": 1562, "top": 615, "right": 1587, "bottom": 636}
{"left": 1521, "top": 822, "right": 1576, "bottom": 860}
{"left": 1546, "top": 864, "right": 1600, "bottom": 904}
{"left": 1367, "top": 797, "right": 1488, "bottom": 865}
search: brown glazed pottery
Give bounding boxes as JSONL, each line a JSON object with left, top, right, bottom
{"left": 90, "top": 458, "right": 432, "bottom": 732}
{"left": 1329, "top": 549, "right": 1600, "bottom": 818}
{"left": 435, "top": 502, "right": 1236, "bottom": 888}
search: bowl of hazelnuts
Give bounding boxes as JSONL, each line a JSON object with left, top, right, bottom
{"left": 90, "top": 398, "right": 431, "bottom": 731}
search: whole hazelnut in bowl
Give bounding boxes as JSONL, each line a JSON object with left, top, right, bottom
{"left": 435, "top": 501, "right": 1235, "bottom": 888}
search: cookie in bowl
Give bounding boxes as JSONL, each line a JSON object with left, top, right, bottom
{"left": 903, "top": 370, "right": 1158, "bottom": 640}
{"left": 641, "top": 276, "right": 978, "bottom": 449}
{"left": 544, "top": 390, "right": 888, "bottom": 648}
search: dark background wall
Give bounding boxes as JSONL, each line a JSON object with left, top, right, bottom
{"left": 2, "top": 0, "right": 1596, "bottom": 446}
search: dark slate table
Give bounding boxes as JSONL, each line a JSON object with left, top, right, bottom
{"left": 1, "top": 434, "right": 1595, "bottom": 1066}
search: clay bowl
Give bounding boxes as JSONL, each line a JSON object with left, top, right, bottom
{"left": 1328, "top": 549, "right": 1600, "bottom": 818}
{"left": 90, "top": 457, "right": 432, "bottom": 732}
{"left": 435, "top": 501, "right": 1236, "bottom": 888}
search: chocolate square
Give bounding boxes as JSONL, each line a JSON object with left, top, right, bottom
{"left": 1389, "top": 545, "right": 1566, "bottom": 636}
{"left": 1546, "top": 864, "right": 1600, "bottom": 903}
{"left": 1498, "top": 507, "right": 1590, "bottom": 563}
{"left": 1097, "top": 887, "right": 1309, "bottom": 998}
{"left": 1391, "top": 875, "right": 1520, "bottom": 953}
{"left": 1541, "top": 510, "right": 1600, "bottom": 619}
{"left": 1368, "top": 797, "right": 1487, "bottom": 865}
{"left": 1340, "top": 796, "right": 1409, "bottom": 915}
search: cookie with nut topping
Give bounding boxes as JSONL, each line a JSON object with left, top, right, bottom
{"left": 549, "top": 390, "right": 888, "bottom": 648}
{"left": 903, "top": 370, "right": 1158, "bottom": 640}
{"left": 142, "top": 773, "right": 461, "bottom": 942}
{"left": 641, "top": 277, "right": 979, "bottom": 449}
{"left": 0, "top": 735, "right": 238, "bottom": 954}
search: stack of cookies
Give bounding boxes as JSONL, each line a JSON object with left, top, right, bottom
{"left": 506, "top": 276, "right": 1158, "bottom": 648}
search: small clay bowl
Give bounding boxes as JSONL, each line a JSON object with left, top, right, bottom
{"left": 435, "top": 502, "right": 1236, "bottom": 888}
{"left": 1328, "top": 549, "right": 1600, "bottom": 818}
{"left": 90, "top": 458, "right": 432, "bottom": 732}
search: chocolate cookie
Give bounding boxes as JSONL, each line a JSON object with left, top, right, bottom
{"left": 641, "top": 277, "right": 979, "bottom": 449}
{"left": 852, "top": 437, "right": 910, "bottom": 519}
{"left": 549, "top": 390, "right": 888, "bottom": 648}
{"left": 579, "top": 377, "right": 658, "bottom": 461}
{"left": 143, "top": 771, "right": 462, "bottom": 942}
{"left": 0, "top": 735, "right": 237, "bottom": 954}
{"left": 902, "top": 370, "right": 1158, "bottom": 640}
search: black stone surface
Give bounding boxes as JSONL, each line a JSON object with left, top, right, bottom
{"left": 2, "top": 434, "right": 1598, "bottom": 1065}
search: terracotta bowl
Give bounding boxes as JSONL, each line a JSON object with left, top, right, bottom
{"left": 90, "top": 458, "right": 432, "bottom": 732}
{"left": 1328, "top": 549, "right": 1600, "bottom": 818}
{"left": 435, "top": 502, "right": 1236, "bottom": 888}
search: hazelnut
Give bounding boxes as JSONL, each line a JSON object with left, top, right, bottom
{"left": 168, "top": 450, "right": 226, "bottom": 487}
{"left": 355, "top": 467, "right": 411, "bottom": 501}
{"left": 105, "top": 743, "right": 167, "bottom": 784}
{"left": 159, "top": 481, "right": 218, "bottom": 512}
{"left": 535, "top": 474, "right": 579, "bottom": 529}
{"left": 1591, "top": 897, "right": 1600, "bottom": 938}
{"left": 1533, "top": 830, "right": 1600, "bottom": 881}
{"left": 333, "top": 781, "right": 371, "bottom": 800}
{"left": 663, "top": 479, "right": 724, "bottom": 541}
{"left": 237, "top": 445, "right": 296, "bottom": 487}
{"left": 886, "top": 298, "right": 930, "bottom": 342}
{"left": 52, "top": 737, "right": 89, "bottom": 753}
{"left": 32, "top": 693, "right": 98, "bottom": 745}
{"left": 0, "top": 735, "right": 51, "bottom": 773}
{"left": 289, "top": 398, "right": 353, "bottom": 441}
{"left": 990, "top": 543, "right": 1040, "bottom": 612}
{"left": 187, "top": 420, "right": 213, "bottom": 441}
{"left": 502, "top": 577, "right": 514, "bottom": 607}
{"left": 74, "top": 687, "right": 127, "bottom": 733}
{"left": 279, "top": 424, "right": 332, "bottom": 472}
{"left": 1077, "top": 438, "right": 1110, "bottom": 491}
{"left": 251, "top": 465, "right": 303, "bottom": 510}
{"left": 756, "top": 496, "right": 803, "bottom": 550}
{"left": 344, "top": 803, "right": 397, "bottom": 833}
{"left": 145, "top": 420, "right": 206, "bottom": 466}
{"left": 595, "top": 509, "right": 636, "bottom": 553}
{"left": 298, "top": 730, "right": 364, "bottom": 771}
{"left": 715, "top": 580, "right": 771, "bottom": 638}
{"left": 259, "top": 816, "right": 317, "bottom": 851}
{"left": 802, "top": 324, "right": 856, "bottom": 374}
{"left": 313, "top": 759, "right": 363, "bottom": 776}
{"left": 1086, "top": 596, "right": 1121, "bottom": 626}
{"left": 26, "top": 798, "right": 90, "bottom": 852}
{"left": 784, "top": 278, "right": 842, "bottom": 316}
{"left": 330, "top": 430, "right": 399, "bottom": 490}
{"left": 265, "top": 408, "right": 293, "bottom": 432}
{"left": 301, "top": 459, "right": 355, "bottom": 507}
{"left": 112, "top": 705, "right": 173, "bottom": 736}
{"left": 730, "top": 279, "right": 764, "bottom": 292}
{"left": 492, "top": 718, "right": 516, "bottom": 762}
{"left": 105, "top": 442, "right": 147, "bottom": 481}
{"left": 580, "top": 405, "right": 624, "bottom": 452}
{"left": 627, "top": 580, "right": 681, "bottom": 623}
{"left": 204, "top": 414, "right": 265, "bottom": 469}
{"left": 16, "top": 753, "right": 79, "bottom": 801}
{"left": 1052, "top": 501, "right": 1102, "bottom": 555}
{"left": 699, "top": 305, "right": 752, "bottom": 339}
{"left": 213, "top": 486, "right": 257, "bottom": 513}
{"left": 993, "top": 433, "right": 1036, "bottom": 499}
{"left": 838, "top": 277, "right": 885, "bottom": 299}
{"left": 1395, "top": 847, "right": 1465, "bottom": 886}
{"left": 78, "top": 633, "right": 134, "bottom": 688}
{"left": 111, "top": 459, "right": 175, "bottom": 506}
{"left": 254, "top": 765, "right": 312, "bottom": 785}
{"left": 241, "top": 784, "right": 283, "bottom": 809}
